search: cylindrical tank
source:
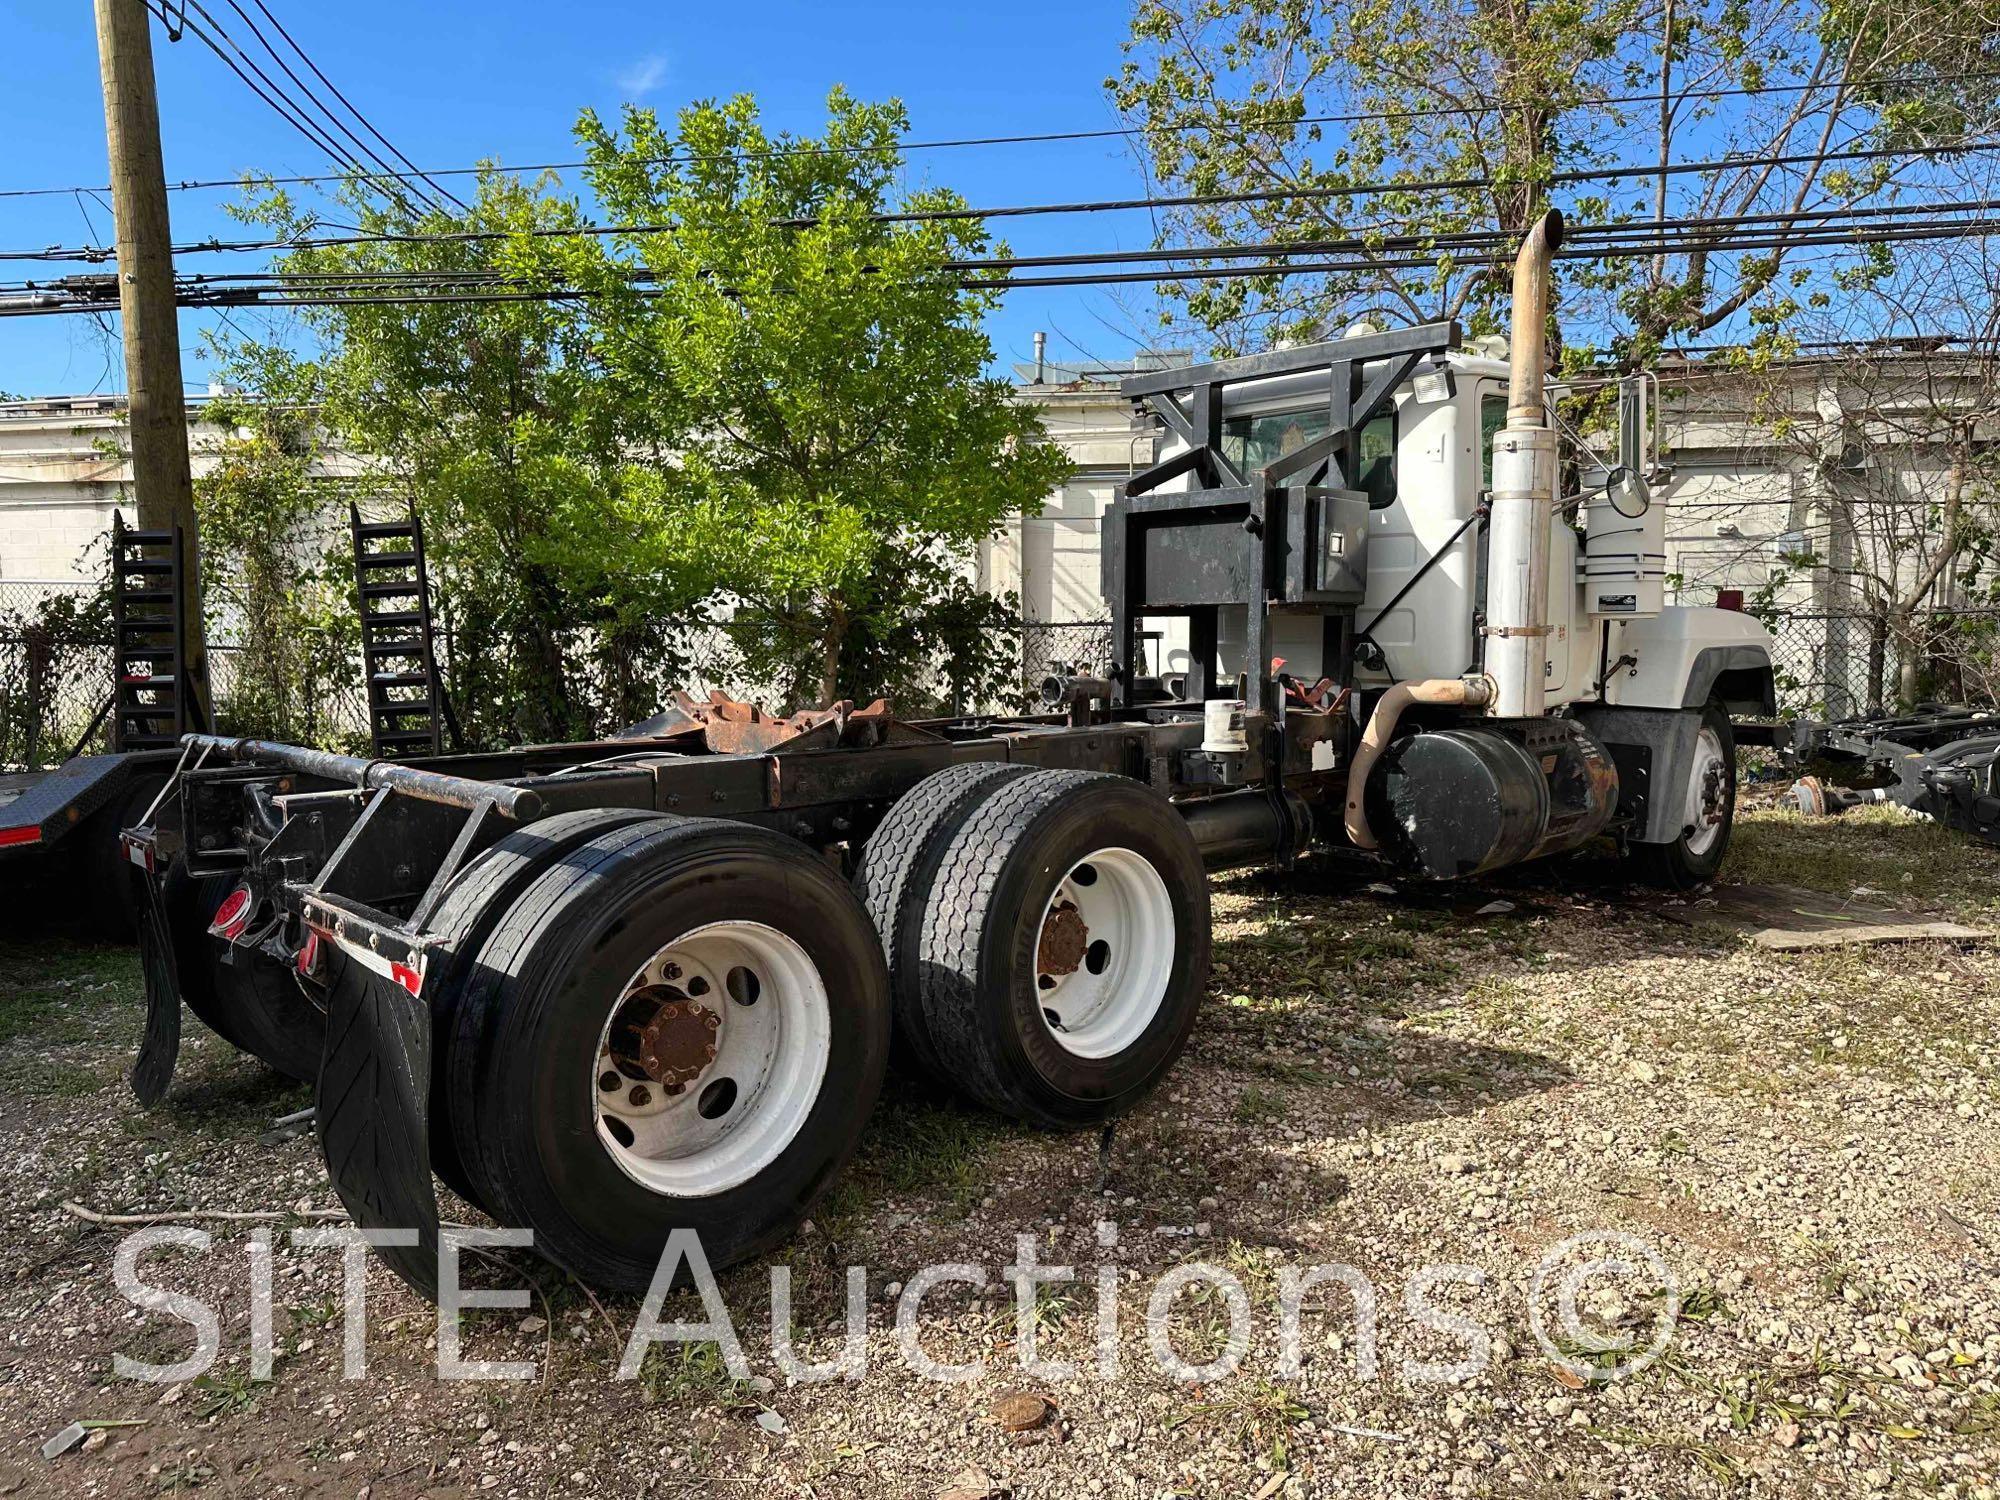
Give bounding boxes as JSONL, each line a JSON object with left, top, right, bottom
{"left": 1362, "top": 720, "right": 1618, "bottom": 878}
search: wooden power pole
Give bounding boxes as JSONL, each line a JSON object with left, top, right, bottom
{"left": 93, "top": 0, "right": 208, "bottom": 723}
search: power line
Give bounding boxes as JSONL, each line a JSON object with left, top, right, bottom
{"left": 239, "top": 0, "right": 467, "bottom": 211}
{"left": 207, "top": 0, "right": 450, "bottom": 215}
{"left": 8, "top": 210, "right": 1999, "bottom": 318}
{"left": 145, "top": 0, "right": 445, "bottom": 216}
{"left": 13, "top": 136, "right": 1998, "bottom": 266}
{"left": 140, "top": 0, "right": 391, "bottom": 201}
{"left": 101, "top": 197, "right": 1999, "bottom": 295}
{"left": 6, "top": 64, "right": 1998, "bottom": 201}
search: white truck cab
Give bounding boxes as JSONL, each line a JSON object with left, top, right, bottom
{"left": 1113, "top": 214, "right": 1774, "bottom": 887}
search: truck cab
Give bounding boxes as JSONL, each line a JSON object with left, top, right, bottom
{"left": 1148, "top": 341, "right": 1773, "bottom": 726}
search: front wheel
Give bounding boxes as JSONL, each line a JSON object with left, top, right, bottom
{"left": 1629, "top": 703, "right": 1736, "bottom": 889}
{"left": 447, "top": 818, "right": 890, "bottom": 1292}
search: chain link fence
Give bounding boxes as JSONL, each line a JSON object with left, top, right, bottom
{"left": 9, "top": 587, "right": 1995, "bottom": 771}
{"left": 0, "top": 582, "right": 114, "bottom": 768}
{"left": 1764, "top": 607, "right": 2000, "bottom": 717}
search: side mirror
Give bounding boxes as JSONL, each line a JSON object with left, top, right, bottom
{"left": 1603, "top": 465, "right": 1651, "bottom": 519}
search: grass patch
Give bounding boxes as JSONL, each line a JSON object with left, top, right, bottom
{"left": 1731, "top": 806, "right": 2000, "bottom": 920}
{"left": 0, "top": 941, "right": 141, "bottom": 1045}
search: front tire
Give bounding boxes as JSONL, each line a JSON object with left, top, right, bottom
{"left": 447, "top": 818, "right": 890, "bottom": 1292}
{"left": 1629, "top": 703, "right": 1736, "bottom": 890}
{"left": 915, "top": 770, "right": 1210, "bottom": 1128}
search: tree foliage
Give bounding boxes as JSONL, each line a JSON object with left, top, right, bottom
{"left": 210, "top": 91, "right": 1058, "bottom": 740}
{"left": 1110, "top": 0, "right": 2000, "bottom": 363}
{"left": 193, "top": 397, "right": 363, "bottom": 747}
{"left": 555, "top": 89, "right": 1067, "bottom": 704}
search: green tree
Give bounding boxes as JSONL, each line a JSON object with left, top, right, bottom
{"left": 1110, "top": 0, "right": 2000, "bottom": 362}
{"left": 193, "top": 397, "right": 362, "bottom": 748}
{"left": 559, "top": 89, "right": 1067, "bottom": 706}
{"left": 216, "top": 174, "right": 679, "bottom": 745}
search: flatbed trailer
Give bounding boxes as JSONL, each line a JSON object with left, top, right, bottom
{"left": 118, "top": 217, "right": 1776, "bottom": 1296}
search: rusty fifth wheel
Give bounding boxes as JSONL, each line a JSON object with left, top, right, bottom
{"left": 913, "top": 769, "right": 1210, "bottom": 1127}
{"left": 443, "top": 817, "right": 888, "bottom": 1291}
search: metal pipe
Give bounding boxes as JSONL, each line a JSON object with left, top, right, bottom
{"left": 1180, "top": 786, "right": 1312, "bottom": 870}
{"left": 1033, "top": 329, "right": 1047, "bottom": 383}
{"left": 182, "top": 734, "right": 543, "bottom": 820}
{"left": 1507, "top": 210, "right": 1564, "bottom": 424}
{"left": 1342, "top": 676, "right": 1496, "bottom": 849}
{"left": 1488, "top": 209, "right": 1565, "bottom": 718}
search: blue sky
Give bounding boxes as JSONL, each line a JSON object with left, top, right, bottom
{"left": 1, "top": 0, "right": 1170, "bottom": 396}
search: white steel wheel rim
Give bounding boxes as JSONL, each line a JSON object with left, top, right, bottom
{"left": 591, "top": 920, "right": 831, "bottom": 1198}
{"left": 1683, "top": 726, "right": 1729, "bottom": 855}
{"left": 1033, "top": 846, "right": 1175, "bottom": 1060}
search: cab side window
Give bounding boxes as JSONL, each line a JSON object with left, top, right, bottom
{"left": 1479, "top": 393, "right": 1508, "bottom": 488}
{"left": 1223, "top": 408, "right": 1397, "bottom": 508}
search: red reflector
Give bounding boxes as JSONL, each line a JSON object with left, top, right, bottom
{"left": 296, "top": 930, "right": 321, "bottom": 976}
{"left": 390, "top": 961, "right": 423, "bottom": 998}
{"left": 0, "top": 826, "right": 42, "bottom": 848}
{"left": 1715, "top": 588, "right": 1745, "bottom": 612}
{"left": 209, "top": 886, "right": 255, "bottom": 940}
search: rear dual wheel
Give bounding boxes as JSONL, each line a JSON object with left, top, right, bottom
{"left": 859, "top": 768, "right": 1211, "bottom": 1129}
{"left": 441, "top": 817, "right": 889, "bottom": 1292}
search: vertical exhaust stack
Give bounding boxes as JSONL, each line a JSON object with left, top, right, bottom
{"left": 1486, "top": 210, "right": 1565, "bottom": 719}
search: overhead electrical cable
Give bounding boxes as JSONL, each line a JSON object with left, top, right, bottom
{"left": 5, "top": 64, "right": 1998, "bottom": 200}
{"left": 241, "top": 0, "right": 468, "bottom": 210}
{"left": 8, "top": 211, "right": 2000, "bottom": 317}
{"left": 9, "top": 135, "right": 1996, "bottom": 265}
{"left": 208, "top": 0, "right": 450, "bottom": 215}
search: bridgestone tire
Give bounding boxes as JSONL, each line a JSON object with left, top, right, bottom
{"left": 852, "top": 760, "right": 1035, "bottom": 1084}
{"left": 447, "top": 818, "right": 891, "bottom": 1292}
{"left": 915, "top": 769, "right": 1210, "bottom": 1128}
{"left": 421, "top": 807, "right": 664, "bottom": 1211}
{"left": 1629, "top": 703, "right": 1737, "bottom": 891}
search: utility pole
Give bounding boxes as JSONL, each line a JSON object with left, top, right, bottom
{"left": 94, "top": 0, "right": 208, "bottom": 724}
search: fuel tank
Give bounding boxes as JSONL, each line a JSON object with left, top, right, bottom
{"left": 1362, "top": 718, "right": 1619, "bottom": 878}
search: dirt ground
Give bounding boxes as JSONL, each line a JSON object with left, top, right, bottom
{"left": 0, "top": 803, "right": 1996, "bottom": 1500}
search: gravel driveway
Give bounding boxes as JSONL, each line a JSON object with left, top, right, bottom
{"left": 0, "top": 805, "right": 1994, "bottom": 1499}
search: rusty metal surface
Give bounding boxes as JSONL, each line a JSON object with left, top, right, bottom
{"left": 633, "top": 988, "right": 720, "bottom": 1089}
{"left": 1037, "top": 901, "right": 1089, "bottom": 977}
{"left": 624, "top": 692, "right": 945, "bottom": 757}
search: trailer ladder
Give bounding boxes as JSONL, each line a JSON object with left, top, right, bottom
{"left": 109, "top": 514, "right": 195, "bottom": 752}
{"left": 350, "top": 504, "right": 450, "bottom": 757}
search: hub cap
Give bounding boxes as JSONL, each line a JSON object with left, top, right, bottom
{"left": 1033, "top": 847, "right": 1175, "bottom": 1059}
{"left": 592, "top": 921, "right": 831, "bottom": 1197}
{"left": 1683, "top": 725, "right": 1730, "bottom": 855}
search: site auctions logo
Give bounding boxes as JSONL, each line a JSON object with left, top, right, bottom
{"left": 108, "top": 1222, "right": 1681, "bottom": 1386}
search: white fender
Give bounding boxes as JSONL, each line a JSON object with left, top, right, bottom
{"left": 1599, "top": 607, "right": 1775, "bottom": 711}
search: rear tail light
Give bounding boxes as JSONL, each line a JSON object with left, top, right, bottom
{"left": 208, "top": 886, "right": 255, "bottom": 941}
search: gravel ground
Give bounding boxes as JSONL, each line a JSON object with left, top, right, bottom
{"left": 0, "top": 804, "right": 1995, "bottom": 1499}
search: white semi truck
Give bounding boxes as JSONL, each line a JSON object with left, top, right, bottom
{"left": 121, "top": 211, "right": 1773, "bottom": 1296}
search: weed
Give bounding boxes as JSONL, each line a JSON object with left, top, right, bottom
{"left": 640, "top": 1339, "right": 750, "bottom": 1405}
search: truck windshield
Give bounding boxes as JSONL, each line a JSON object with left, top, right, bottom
{"left": 1222, "top": 408, "right": 1396, "bottom": 507}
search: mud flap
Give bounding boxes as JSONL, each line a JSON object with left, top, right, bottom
{"left": 130, "top": 867, "right": 182, "bottom": 1107}
{"left": 315, "top": 960, "right": 441, "bottom": 1299}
